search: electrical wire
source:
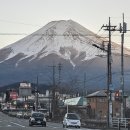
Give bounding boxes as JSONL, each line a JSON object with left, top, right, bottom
{"left": 0, "top": 19, "right": 42, "bottom": 27}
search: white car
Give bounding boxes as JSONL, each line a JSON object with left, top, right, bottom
{"left": 16, "top": 111, "right": 23, "bottom": 118}
{"left": 63, "top": 113, "right": 81, "bottom": 128}
{"left": 37, "top": 108, "right": 49, "bottom": 118}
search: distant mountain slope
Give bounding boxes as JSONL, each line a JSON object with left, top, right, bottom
{"left": 0, "top": 20, "right": 130, "bottom": 91}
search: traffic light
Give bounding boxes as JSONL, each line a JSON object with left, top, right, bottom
{"left": 115, "top": 91, "right": 119, "bottom": 100}
{"left": 115, "top": 91, "right": 122, "bottom": 101}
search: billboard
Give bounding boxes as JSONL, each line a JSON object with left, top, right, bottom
{"left": 10, "top": 92, "right": 18, "bottom": 100}
{"left": 19, "top": 83, "right": 32, "bottom": 97}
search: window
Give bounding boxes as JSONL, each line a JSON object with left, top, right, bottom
{"left": 99, "top": 98, "right": 105, "bottom": 102}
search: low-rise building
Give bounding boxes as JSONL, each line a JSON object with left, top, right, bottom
{"left": 87, "top": 90, "right": 125, "bottom": 119}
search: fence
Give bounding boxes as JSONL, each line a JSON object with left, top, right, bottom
{"left": 112, "top": 118, "right": 130, "bottom": 128}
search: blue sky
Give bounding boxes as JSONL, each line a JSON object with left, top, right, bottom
{"left": 0, "top": 0, "right": 130, "bottom": 48}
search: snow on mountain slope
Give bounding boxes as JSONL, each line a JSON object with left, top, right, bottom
{"left": 0, "top": 20, "right": 129, "bottom": 67}
{"left": 0, "top": 20, "right": 103, "bottom": 66}
{"left": 1, "top": 20, "right": 130, "bottom": 87}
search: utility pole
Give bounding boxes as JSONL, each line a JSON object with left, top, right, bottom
{"left": 49, "top": 64, "right": 56, "bottom": 118}
{"left": 52, "top": 64, "right": 56, "bottom": 117}
{"left": 58, "top": 63, "right": 62, "bottom": 85}
{"left": 119, "top": 13, "right": 127, "bottom": 118}
{"left": 83, "top": 72, "right": 87, "bottom": 97}
{"left": 92, "top": 13, "right": 129, "bottom": 126}
{"left": 93, "top": 41, "right": 113, "bottom": 128}
{"left": 35, "top": 75, "right": 39, "bottom": 111}
{"left": 101, "top": 17, "right": 116, "bottom": 128}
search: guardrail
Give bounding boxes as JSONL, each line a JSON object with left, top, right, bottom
{"left": 112, "top": 118, "right": 130, "bottom": 128}
{"left": 82, "top": 119, "right": 107, "bottom": 128}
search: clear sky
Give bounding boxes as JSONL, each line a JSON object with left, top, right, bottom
{"left": 0, "top": 0, "right": 130, "bottom": 49}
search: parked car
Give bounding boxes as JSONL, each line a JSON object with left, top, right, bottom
{"left": 63, "top": 113, "right": 81, "bottom": 128}
{"left": 16, "top": 111, "right": 23, "bottom": 118}
{"left": 2, "top": 108, "right": 10, "bottom": 114}
{"left": 29, "top": 112, "right": 46, "bottom": 127}
{"left": 23, "top": 112, "right": 31, "bottom": 119}
{"left": 37, "top": 108, "right": 49, "bottom": 118}
{"left": 8, "top": 109, "right": 17, "bottom": 117}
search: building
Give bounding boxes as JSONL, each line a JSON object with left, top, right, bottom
{"left": 87, "top": 90, "right": 123, "bottom": 119}
{"left": 19, "top": 82, "right": 32, "bottom": 98}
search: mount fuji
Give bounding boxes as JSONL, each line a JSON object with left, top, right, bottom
{"left": 0, "top": 20, "right": 130, "bottom": 91}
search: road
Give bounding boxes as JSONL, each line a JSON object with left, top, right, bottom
{"left": 0, "top": 112, "right": 98, "bottom": 130}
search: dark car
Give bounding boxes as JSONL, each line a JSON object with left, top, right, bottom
{"left": 29, "top": 112, "right": 46, "bottom": 127}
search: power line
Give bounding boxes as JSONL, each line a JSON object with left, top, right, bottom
{"left": 0, "top": 19, "right": 42, "bottom": 27}
{"left": 0, "top": 33, "right": 109, "bottom": 37}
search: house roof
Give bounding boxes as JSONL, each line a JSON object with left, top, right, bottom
{"left": 64, "top": 97, "right": 87, "bottom": 106}
{"left": 87, "top": 90, "right": 107, "bottom": 97}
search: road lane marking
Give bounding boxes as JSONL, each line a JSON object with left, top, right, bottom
{"left": 48, "top": 125, "right": 63, "bottom": 129}
{"left": 7, "top": 125, "right": 11, "bottom": 127}
{"left": 10, "top": 122, "right": 25, "bottom": 127}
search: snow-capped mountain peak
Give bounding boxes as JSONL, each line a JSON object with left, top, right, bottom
{"left": 0, "top": 20, "right": 105, "bottom": 67}
{"left": 0, "top": 20, "right": 129, "bottom": 67}
{"left": 1, "top": 20, "right": 130, "bottom": 87}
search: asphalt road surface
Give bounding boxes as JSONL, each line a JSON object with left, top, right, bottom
{"left": 0, "top": 111, "right": 99, "bottom": 130}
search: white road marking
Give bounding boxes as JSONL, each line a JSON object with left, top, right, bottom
{"left": 7, "top": 125, "right": 11, "bottom": 127}
{"left": 10, "top": 122, "right": 25, "bottom": 127}
{"left": 65, "top": 128, "right": 100, "bottom": 130}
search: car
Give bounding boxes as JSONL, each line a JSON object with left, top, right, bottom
{"left": 37, "top": 108, "right": 49, "bottom": 118}
{"left": 63, "top": 113, "right": 81, "bottom": 128}
{"left": 16, "top": 111, "right": 23, "bottom": 118}
{"left": 23, "top": 112, "right": 31, "bottom": 119}
{"left": 29, "top": 112, "right": 46, "bottom": 127}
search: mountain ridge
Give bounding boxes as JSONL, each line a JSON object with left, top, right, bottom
{"left": 0, "top": 20, "right": 106, "bottom": 67}
{"left": 0, "top": 20, "right": 130, "bottom": 89}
